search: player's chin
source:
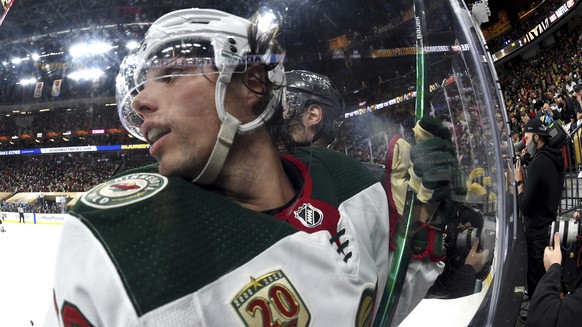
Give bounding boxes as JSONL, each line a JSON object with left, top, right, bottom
{"left": 156, "top": 156, "right": 178, "bottom": 177}
{"left": 157, "top": 159, "right": 198, "bottom": 181}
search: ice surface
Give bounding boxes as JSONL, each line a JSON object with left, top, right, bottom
{"left": 0, "top": 222, "right": 63, "bottom": 326}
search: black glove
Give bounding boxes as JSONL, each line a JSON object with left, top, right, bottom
{"left": 409, "top": 116, "right": 467, "bottom": 202}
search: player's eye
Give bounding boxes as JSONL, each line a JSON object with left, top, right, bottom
{"left": 158, "top": 68, "right": 185, "bottom": 83}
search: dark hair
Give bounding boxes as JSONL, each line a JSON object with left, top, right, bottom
{"left": 245, "top": 14, "right": 294, "bottom": 151}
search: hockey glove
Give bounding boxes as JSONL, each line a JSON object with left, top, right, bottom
{"left": 412, "top": 115, "right": 452, "bottom": 144}
{"left": 409, "top": 116, "right": 466, "bottom": 203}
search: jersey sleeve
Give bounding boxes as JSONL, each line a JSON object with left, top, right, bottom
{"left": 46, "top": 214, "right": 139, "bottom": 327}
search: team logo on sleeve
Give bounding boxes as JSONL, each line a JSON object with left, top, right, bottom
{"left": 294, "top": 203, "right": 323, "bottom": 228}
{"left": 81, "top": 173, "right": 168, "bottom": 209}
{"left": 231, "top": 270, "right": 311, "bottom": 326}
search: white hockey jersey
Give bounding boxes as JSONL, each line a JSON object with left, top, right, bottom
{"left": 46, "top": 147, "right": 392, "bottom": 326}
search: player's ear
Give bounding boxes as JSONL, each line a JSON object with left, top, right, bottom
{"left": 225, "top": 65, "right": 268, "bottom": 123}
{"left": 306, "top": 104, "right": 323, "bottom": 128}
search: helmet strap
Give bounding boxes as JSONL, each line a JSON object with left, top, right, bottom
{"left": 192, "top": 112, "right": 240, "bottom": 185}
{"left": 237, "top": 81, "right": 280, "bottom": 134}
{"left": 191, "top": 68, "right": 238, "bottom": 185}
{"left": 193, "top": 65, "right": 280, "bottom": 185}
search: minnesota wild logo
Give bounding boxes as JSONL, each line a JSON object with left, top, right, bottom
{"left": 82, "top": 173, "right": 168, "bottom": 209}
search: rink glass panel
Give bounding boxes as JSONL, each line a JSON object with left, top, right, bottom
{"left": 276, "top": 0, "right": 508, "bottom": 325}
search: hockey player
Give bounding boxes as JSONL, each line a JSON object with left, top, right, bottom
{"left": 284, "top": 70, "right": 344, "bottom": 147}
{"left": 47, "top": 9, "right": 390, "bottom": 326}
{"left": 283, "top": 70, "right": 491, "bottom": 325}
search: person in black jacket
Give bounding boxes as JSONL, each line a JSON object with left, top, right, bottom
{"left": 526, "top": 233, "right": 582, "bottom": 327}
{"left": 515, "top": 118, "right": 565, "bottom": 298}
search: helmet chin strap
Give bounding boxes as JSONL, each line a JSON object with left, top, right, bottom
{"left": 192, "top": 72, "right": 239, "bottom": 185}
{"left": 192, "top": 112, "right": 240, "bottom": 185}
{"left": 192, "top": 66, "right": 281, "bottom": 185}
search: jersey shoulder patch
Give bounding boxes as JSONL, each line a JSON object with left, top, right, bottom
{"left": 81, "top": 172, "right": 168, "bottom": 209}
{"left": 231, "top": 270, "right": 311, "bottom": 326}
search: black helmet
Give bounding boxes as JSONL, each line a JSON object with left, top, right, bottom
{"left": 285, "top": 70, "right": 344, "bottom": 136}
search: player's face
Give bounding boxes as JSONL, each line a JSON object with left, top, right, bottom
{"left": 131, "top": 65, "right": 222, "bottom": 179}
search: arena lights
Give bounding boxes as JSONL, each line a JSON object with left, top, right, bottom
{"left": 492, "top": 0, "right": 580, "bottom": 61}
{"left": 67, "top": 68, "right": 104, "bottom": 81}
{"left": 9, "top": 55, "right": 34, "bottom": 65}
{"left": 19, "top": 77, "right": 37, "bottom": 86}
{"left": 70, "top": 41, "right": 113, "bottom": 58}
{"left": 257, "top": 10, "right": 278, "bottom": 33}
{"left": 126, "top": 40, "right": 139, "bottom": 50}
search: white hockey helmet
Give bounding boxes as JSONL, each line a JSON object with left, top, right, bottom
{"left": 115, "top": 8, "right": 286, "bottom": 184}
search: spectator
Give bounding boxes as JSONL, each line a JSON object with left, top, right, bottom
{"left": 526, "top": 233, "right": 582, "bottom": 327}
{"left": 555, "top": 90, "right": 577, "bottom": 127}
{"left": 515, "top": 118, "right": 566, "bottom": 298}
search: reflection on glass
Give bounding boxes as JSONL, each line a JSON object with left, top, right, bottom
{"left": 277, "top": 0, "right": 506, "bottom": 325}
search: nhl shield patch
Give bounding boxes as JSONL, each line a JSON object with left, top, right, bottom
{"left": 294, "top": 203, "right": 323, "bottom": 228}
{"left": 81, "top": 173, "right": 168, "bottom": 209}
{"left": 232, "top": 270, "right": 311, "bottom": 326}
